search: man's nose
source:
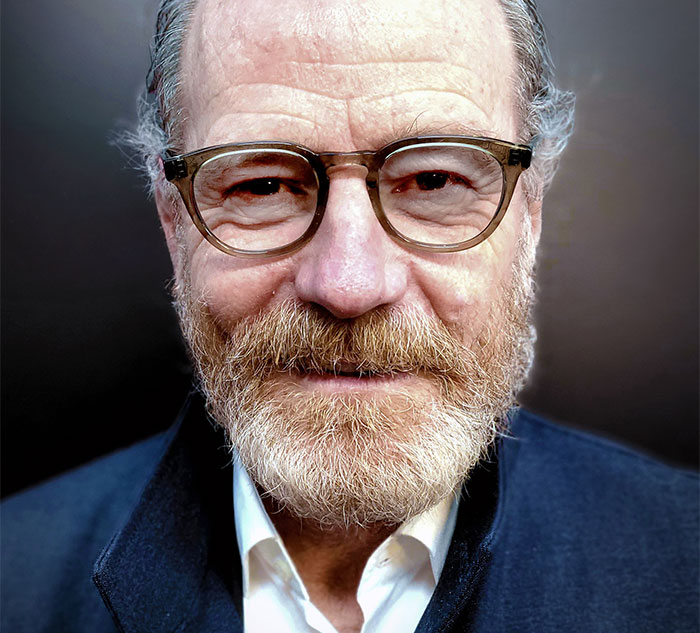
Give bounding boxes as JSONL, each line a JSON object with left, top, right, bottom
{"left": 294, "top": 169, "right": 407, "bottom": 319}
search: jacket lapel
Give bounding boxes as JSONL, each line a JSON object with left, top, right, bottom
{"left": 414, "top": 424, "right": 512, "bottom": 633}
{"left": 93, "top": 395, "right": 243, "bottom": 633}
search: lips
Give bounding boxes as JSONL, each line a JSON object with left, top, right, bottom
{"left": 297, "top": 361, "right": 414, "bottom": 382}
{"left": 325, "top": 356, "right": 415, "bottom": 376}
{"left": 275, "top": 360, "right": 419, "bottom": 394}
{"left": 315, "top": 364, "right": 383, "bottom": 378}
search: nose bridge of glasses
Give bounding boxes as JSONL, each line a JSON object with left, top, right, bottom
{"left": 319, "top": 151, "right": 377, "bottom": 179}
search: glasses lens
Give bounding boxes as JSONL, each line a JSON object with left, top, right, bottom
{"left": 193, "top": 149, "right": 319, "bottom": 252}
{"left": 378, "top": 143, "right": 504, "bottom": 246}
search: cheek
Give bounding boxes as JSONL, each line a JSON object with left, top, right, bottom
{"left": 414, "top": 210, "right": 523, "bottom": 338}
{"left": 185, "top": 235, "right": 295, "bottom": 330}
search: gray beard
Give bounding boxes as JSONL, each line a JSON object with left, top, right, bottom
{"left": 174, "top": 223, "right": 537, "bottom": 528}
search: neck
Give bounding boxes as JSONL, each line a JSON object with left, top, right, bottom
{"left": 263, "top": 497, "right": 397, "bottom": 633}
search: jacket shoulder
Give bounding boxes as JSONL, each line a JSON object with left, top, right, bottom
{"left": 1, "top": 432, "right": 170, "bottom": 633}
{"left": 505, "top": 409, "right": 699, "bottom": 533}
{"left": 510, "top": 408, "right": 698, "bottom": 498}
{"left": 485, "top": 409, "right": 699, "bottom": 631}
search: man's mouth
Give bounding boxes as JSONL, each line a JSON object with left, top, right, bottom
{"left": 318, "top": 368, "right": 382, "bottom": 378}
{"left": 310, "top": 360, "right": 404, "bottom": 378}
{"left": 280, "top": 362, "right": 415, "bottom": 393}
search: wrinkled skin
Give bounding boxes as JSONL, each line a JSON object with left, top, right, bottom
{"left": 159, "top": 0, "right": 541, "bottom": 346}
{"left": 155, "top": 0, "right": 542, "bottom": 630}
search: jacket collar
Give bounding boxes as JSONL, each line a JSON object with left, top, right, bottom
{"left": 414, "top": 415, "right": 516, "bottom": 633}
{"left": 93, "top": 394, "right": 243, "bottom": 633}
{"left": 93, "top": 394, "right": 513, "bottom": 633}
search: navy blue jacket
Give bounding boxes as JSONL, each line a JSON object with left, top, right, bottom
{"left": 2, "top": 395, "right": 698, "bottom": 632}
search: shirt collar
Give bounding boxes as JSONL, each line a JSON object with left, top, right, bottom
{"left": 233, "top": 457, "right": 278, "bottom": 564}
{"left": 233, "top": 457, "right": 303, "bottom": 600}
{"left": 396, "top": 492, "right": 459, "bottom": 583}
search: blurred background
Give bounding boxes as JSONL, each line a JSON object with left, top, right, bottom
{"left": 2, "top": 0, "right": 698, "bottom": 497}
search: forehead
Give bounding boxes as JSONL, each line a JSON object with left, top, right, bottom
{"left": 181, "top": 0, "right": 518, "bottom": 151}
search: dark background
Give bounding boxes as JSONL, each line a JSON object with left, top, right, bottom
{"left": 2, "top": 0, "right": 698, "bottom": 498}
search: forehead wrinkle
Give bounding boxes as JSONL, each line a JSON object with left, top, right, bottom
{"left": 223, "top": 111, "right": 319, "bottom": 127}
{"left": 242, "top": 60, "right": 493, "bottom": 103}
{"left": 208, "top": 81, "right": 345, "bottom": 110}
{"left": 193, "top": 81, "right": 508, "bottom": 151}
{"left": 352, "top": 90, "right": 495, "bottom": 124}
{"left": 273, "top": 56, "right": 475, "bottom": 68}
{"left": 197, "top": 82, "right": 329, "bottom": 128}
{"left": 202, "top": 113, "right": 318, "bottom": 147}
{"left": 196, "top": 66, "right": 502, "bottom": 141}
{"left": 347, "top": 91, "right": 513, "bottom": 150}
{"left": 194, "top": 82, "right": 349, "bottom": 147}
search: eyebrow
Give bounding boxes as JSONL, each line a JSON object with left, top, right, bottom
{"left": 371, "top": 120, "right": 501, "bottom": 149}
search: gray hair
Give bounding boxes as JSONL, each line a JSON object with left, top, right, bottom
{"left": 130, "top": 0, "right": 574, "bottom": 200}
{"left": 500, "top": 0, "right": 575, "bottom": 199}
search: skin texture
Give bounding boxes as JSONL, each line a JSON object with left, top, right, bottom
{"left": 155, "top": 0, "right": 543, "bottom": 630}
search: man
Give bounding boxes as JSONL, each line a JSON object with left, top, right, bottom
{"left": 2, "top": 0, "right": 697, "bottom": 632}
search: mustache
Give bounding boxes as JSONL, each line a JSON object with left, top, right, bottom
{"left": 187, "top": 299, "right": 478, "bottom": 378}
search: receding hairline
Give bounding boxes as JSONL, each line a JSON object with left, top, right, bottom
{"left": 176, "top": 0, "right": 521, "bottom": 149}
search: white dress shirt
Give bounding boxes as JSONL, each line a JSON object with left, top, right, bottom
{"left": 233, "top": 459, "right": 459, "bottom": 633}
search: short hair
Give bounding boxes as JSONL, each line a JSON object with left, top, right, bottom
{"left": 130, "top": 0, "right": 574, "bottom": 201}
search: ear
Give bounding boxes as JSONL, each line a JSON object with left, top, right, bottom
{"left": 154, "top": 157, "right": 184, "bottom": 273}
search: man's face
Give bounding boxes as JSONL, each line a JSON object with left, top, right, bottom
{"left": 157, "top": 0, "right": 541, "bottom": 527}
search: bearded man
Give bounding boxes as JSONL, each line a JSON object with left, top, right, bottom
{"left": 2, "top": 0, "right": 698, "bottom": 632}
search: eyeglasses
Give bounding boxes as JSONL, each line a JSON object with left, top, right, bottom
{"left": 162, "top": 135, "right": 532, "bottom": 258}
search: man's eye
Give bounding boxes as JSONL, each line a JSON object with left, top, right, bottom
{"left": 229, "top": 178, "right": 282, "bottom": 196}
{"left": 392, "top": 171, "right": 470, "bottom": 195}
{"left": 415, "top": 172, "right": 449, "bottom": 191}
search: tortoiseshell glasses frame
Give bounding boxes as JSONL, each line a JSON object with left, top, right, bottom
{"left": 162, "top": 135, "right": 533, "bottom": 259}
